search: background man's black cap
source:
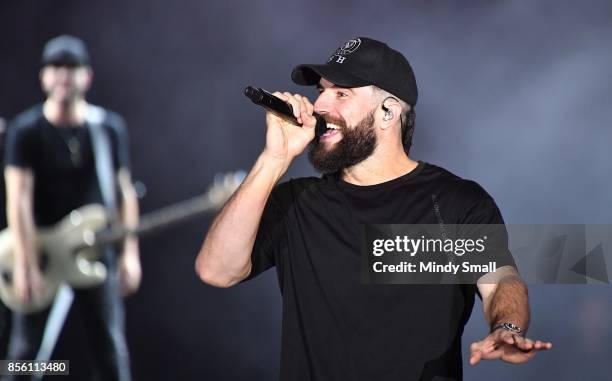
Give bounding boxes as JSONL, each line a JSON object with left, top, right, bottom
{"left": 41, "top": 35, "right": 90, "bottom": 67}
{"left": 292, "top": 37, "right": 418, "bottom": 106}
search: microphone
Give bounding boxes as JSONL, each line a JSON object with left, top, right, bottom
{"left": 244, "top": 86, "right": 327, "bottom": 136}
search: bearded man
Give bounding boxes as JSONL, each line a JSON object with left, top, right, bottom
{"left": 195, "top": 37, "right": 551, "bottom": 381}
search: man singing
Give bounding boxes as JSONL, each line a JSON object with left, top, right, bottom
{"left": 195, "top": 37, "right": 551, "bottom": 380}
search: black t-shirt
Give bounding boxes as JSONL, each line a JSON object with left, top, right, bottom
{"left": 4, "top": 104, "right": 130, "bottom": 227}
{"left": 246, "top": 161, "right": 513, "bottom": 381}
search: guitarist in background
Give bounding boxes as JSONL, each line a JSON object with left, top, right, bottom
{"left": 2, "top": 35, "right": 139, "bottom": 381}
{"left": 0, "top": 117, "right": 9, "bottom": 360}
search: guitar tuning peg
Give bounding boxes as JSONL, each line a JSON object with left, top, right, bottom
{"left": 133, "top": 180, "right": 147, "bottom": 199}
{"left": 213, "top": 173, "right": 225, "bottom": 185}
{"left": 233, "top": 170, "right": 246, "bottom": 184}
{"left": 220, "top": 171, "right": 245, "bottom": 189}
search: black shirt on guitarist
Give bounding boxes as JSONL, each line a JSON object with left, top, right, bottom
{"left": 4, "top": 104, "right": 129, "bottom": 227}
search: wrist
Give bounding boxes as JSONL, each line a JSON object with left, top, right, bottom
{"left": 121, "top": 238, "right": 139, "bottom": 253}
{"left": 258, "top": 150, "right": 291, "bottom": 182}
{"left": 491, "top": 322, "right": 525, "bottom": 337}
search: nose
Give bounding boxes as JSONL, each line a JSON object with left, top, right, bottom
{"left": 55, "top": 67, "right": 71, "bottom": 81}
{"left": 313, "top": 91, "right": 332, "bottom": 115}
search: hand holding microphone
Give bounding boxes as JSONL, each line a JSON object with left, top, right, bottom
{"left": 245, "top": 86, "right": 327, "bottom": 163}
{"left": 245, "top": 86, "right": 327, "bottom": 136}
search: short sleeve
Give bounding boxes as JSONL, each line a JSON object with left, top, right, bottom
{"left": 105, "top": 112, "right": 130, "bottom": 171}
{"left": 4, "top": 122, "right": 36, "bottom": 169}
{"left": 455, "top": 181, "right": 517, "bottom": 277}
{"left": 242, "top": 183, "right": 291, "bottom": 282}
{"left": 458, "top": 188, "right": 506, "bottom": 225}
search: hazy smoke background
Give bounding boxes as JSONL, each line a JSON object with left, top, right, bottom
{"left": 0, "top": 0, "right": 610, "bottom": 379}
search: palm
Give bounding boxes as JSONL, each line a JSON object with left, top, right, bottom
{"left": 470, "top": 329, "right": 552, "bottom": 366}
{"left": 473, "top": 337, "right": 533, "bottom": 364}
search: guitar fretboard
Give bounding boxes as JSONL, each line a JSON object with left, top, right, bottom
{"left": 93, "top": 192, "right": 228, "bottom": 248}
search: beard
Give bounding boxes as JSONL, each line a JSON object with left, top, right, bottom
{"left": 308, "top": 110, "right": 377, "bottom": 174}
{"left": 47, "top": 86, "right": 83, "bottom": 104}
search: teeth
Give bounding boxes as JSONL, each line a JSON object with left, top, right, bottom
{"left": 327, "top": 123, "right": 341, "bottom": 130}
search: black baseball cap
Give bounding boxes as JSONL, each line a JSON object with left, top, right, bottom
{"left": 41, "top": 35, "right": 90, "bottom": 67}
{"left": 292, "top": 37, "right": 418, "bottom": 106}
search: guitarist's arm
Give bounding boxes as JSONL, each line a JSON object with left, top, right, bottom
{"left": 4, "top": 166, "right": 43, "bottom": 302}
{"left": 117, "top": 167, "right": 141, "bottom": 295}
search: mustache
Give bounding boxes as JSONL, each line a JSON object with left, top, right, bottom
{"left": 322, "top": 115, "right": 348, "bottom": 131}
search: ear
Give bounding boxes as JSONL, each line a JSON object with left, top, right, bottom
{"left": 379, "top": 98, "right": 402, "bottom": 130}
{"left": 81, "top": 66, "right": 94, "bottom": 91}
{"left": 82, "top": 65, "right": 94, "bottom": 91}
{"left": 39, "top": 67, "right": 48, "bottom": 92}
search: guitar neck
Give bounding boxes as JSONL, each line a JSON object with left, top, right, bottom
{"left": 94, "top": 194, "right": 221, "bottom": 247}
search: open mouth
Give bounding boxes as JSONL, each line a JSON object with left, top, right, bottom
{"left": 320, "top": 123, "right": 342, "bottom": 140}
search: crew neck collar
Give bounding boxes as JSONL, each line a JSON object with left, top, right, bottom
{"left": 327, "top": 160, "right": 426, "bottom": 192}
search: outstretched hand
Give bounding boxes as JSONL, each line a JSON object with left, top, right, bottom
{"left": 470, "top": 328, "right": 552, "bottom": 365}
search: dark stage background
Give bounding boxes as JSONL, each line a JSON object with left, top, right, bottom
{"left": 1, "top": 0, "right": 611, "bottom": 380}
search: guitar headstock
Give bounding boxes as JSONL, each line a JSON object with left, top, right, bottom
{"left": 206, "top": 171, "right": 246, "bottom": 207}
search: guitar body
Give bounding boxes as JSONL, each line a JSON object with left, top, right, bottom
{"left": 0, "top": 204, "right": 110, "bottom": 314}
{"left": 0, "top": 171, "right": 244, "bottom": 314}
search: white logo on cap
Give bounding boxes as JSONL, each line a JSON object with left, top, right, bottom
{"left": 328, "top": 37, "right": 361, "bottom": 64}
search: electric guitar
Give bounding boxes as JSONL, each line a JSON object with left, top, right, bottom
{"left": 0, "top": 171, "right": 244, "bottom": 313}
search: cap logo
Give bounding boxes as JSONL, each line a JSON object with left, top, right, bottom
{"left": 328, "top": 37, "right": 361, "bottom": 64}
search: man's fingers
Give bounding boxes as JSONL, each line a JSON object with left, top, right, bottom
{"left": 469, "top": 340, "right": 490, "bottom": 366}
{"left": 532, "top": 340, "right": 553, "bottom": 350}
{"left": 291, "top": 93, "right": 304, "bottom": 122}
{"left": 502, "top": 334, "right": 514, "bottom": 345}
{"left": 282, "top": 92, "right": 302, "bottom": 120}
{"left": 469, "top": 350, "right": 482, "bottom": 366}
{"left": 301, "top": 96, "right": 314, "bottom": 116}
{"left": 470, "top": 340, "right": 484, "bottom": 353}
{"left": 506, "top": 350, "right": 537, "bottom": 364}
{"left": 298, "top": 96, "right": 316, "bottom": 128}
{"left": 272, "top": 91, "right": 287, "bottom": 101}
{"left": 472, "top": 338, "right": 498, "bottom": 353}
{"left": 513, "top": 336, "right": 553, "bottom": 352}
{"left": 470, "top": 344, "right": 502, "bottom": 366}
{"left": 471, "top": 333, "right": 552, "bottom": 365}
{"left": 469, "top": 343, "right": 484, "bottom": 366}
{"left": 269, "top": 91, "right": 314, "bottom": 126}
{"left": 514, "top": 335, "right": 534, "bottom": 351}
{"left": 300, "top": 110, "right": 316, "bottom": 129}
{"left": 469, "top": 341, "right": 482, "bottom": 365}
{"left": 533, "top": 340, "right": 550, "bottom": 351}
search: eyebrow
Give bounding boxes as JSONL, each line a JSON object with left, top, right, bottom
{"left": 316, "top": 83, "right": 354, "bottom": 93}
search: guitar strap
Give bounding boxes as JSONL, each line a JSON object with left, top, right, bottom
{"left": 34, "top": 284, "right": 74, "bottom": 367}
{"left": 86, "top": 104, "right": 117, "bottom": 211}
{"left": 35, "top": 105, "right": 117, "bottom": 366}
